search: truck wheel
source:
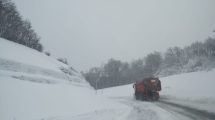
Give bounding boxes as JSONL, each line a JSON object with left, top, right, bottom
{"left": 152, "top": 92, "right": 159, "bottom": 101}
{"left": 135, "top": 93, "right": 140, "bottom": 100}
{"left": 140, "top": 94, "right": 145, "bottom": 101}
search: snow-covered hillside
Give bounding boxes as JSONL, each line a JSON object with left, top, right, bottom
{"left": 0, "top": 38, "right": 88, "bottom": 85}
{"left": 0, "top": 38, "right": 127, "bottom": 120}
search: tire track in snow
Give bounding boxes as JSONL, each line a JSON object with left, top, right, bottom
{"left": 112, "top": 96, "right": 215, "bottom": 120}
{"left": 116, "top": 97, "right": 180, "bottom": 120}
{"left": 156, "top": 100, "right": 215, "bottom": 120}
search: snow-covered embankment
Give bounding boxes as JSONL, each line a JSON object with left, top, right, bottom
{"left": 0, "top": 38, "right": 127, "bottom": 120}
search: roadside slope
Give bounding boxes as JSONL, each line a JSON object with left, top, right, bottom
{"left": 0, "top": 38, "right": 127, "bottom": 120}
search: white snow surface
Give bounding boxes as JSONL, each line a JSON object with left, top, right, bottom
{"left": 0, "top": 38, "right": 62, "bottom": 72}
{"left": 0, "top": 38, "right": 127, "bottom": 120}
{"left": 1, "top": 38, "right": 215, "bottom": 120}
{"left": 0, "top": 76, "right": 128, "bottom": 120}
{"left": 0, "top": 38, "right": 87, "bottom": 84}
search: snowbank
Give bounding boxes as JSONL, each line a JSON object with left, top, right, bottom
{"left": 160, "top": 70, "right": 215, "bottom": 113}
{"left": 0, "top": 38, "right": 127, "bottom": 120}
{"left": 161, "top": 70, "right": 215, "bottom": 99}
{"left": 0, "top": 76, "right": 126, "bottom": 120}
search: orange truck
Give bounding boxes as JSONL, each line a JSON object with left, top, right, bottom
{"left": 133, "top": 77, "right": 161, "bottom": 101}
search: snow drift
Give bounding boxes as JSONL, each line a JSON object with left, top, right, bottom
{"left": 0, "top": 38, "right": 127, "bottom": 120}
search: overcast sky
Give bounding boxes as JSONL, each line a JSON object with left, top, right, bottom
{"left": 14, "top": 0, "right": 215, "bottom": 71}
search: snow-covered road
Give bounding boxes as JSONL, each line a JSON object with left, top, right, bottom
{"left": 69, "top": 96, "right": 215, "bottom": 120}
{"left": 111, "top": 96, "right": 215, "bottom": 120}
{"left": 114, "top": 97, "right": 177, "bottom": 120}
{"left": 95, "top": 69, "right": 215, "bottom": 120}
{"left": 157, "top": 99, "right": 215, "bottom": 120}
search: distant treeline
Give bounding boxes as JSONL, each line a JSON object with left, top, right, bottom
{"left": 84, "top": 37, "right": 215, "bottom": 89}
{"left": 0, "top": 0, "right": 43, "bottom": 52}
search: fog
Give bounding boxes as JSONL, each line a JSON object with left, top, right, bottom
{"left": 14, "top": 0, "right": 215, "bottom": 71}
